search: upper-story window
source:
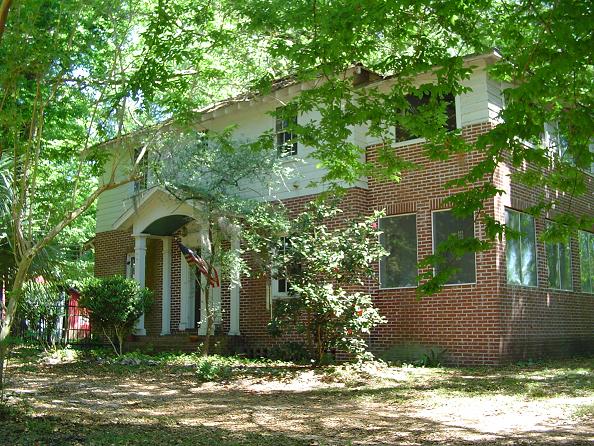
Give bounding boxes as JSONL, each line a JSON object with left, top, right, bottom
{"left": 395, "top": 92, "right": 457, "bottom": 143}
{"left": 275, "top": 106, "right": 298, "bottom": 156}
{"left": 543, "top": 123, "right": 594, "bottom": 175}
{"left": 544, "top": 122, "right": 571, "bottom": 163}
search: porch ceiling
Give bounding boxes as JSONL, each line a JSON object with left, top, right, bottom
{"left": 142, "top": 215, "right": 193, "bottom": 236}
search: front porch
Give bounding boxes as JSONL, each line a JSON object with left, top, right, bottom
{"left": 112, "top": 188, "right": 242, "bottom": 341}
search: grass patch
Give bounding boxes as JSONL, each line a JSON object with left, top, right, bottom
{"left": 574, "top": 403, "right": 594, "bottom": 419}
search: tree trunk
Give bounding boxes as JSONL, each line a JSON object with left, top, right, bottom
{"left": 201, "top": 225, "right": 218, "bottom": 357}
{"left": 0, "top": 257, "right": 33, "bottom": 391}
{"left": 0, "top": 0, "right": 12, "bottom": 44}
{"left": 118, "top": 332, "right": 124, "bottom": 356}
{"left": 202, "top": 284, "right": 211, "bottom": 356}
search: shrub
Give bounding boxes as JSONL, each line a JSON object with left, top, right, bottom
{"left": 79, "top": 276, "right": 152, "bottom": 355}
{"left": 268, "top": 202, "right": 387, "bottom": 363}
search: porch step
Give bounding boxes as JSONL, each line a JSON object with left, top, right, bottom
{"left": 124, "top": 333, "right": 246, "bottom": 354}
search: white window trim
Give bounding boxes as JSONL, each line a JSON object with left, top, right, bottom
{"left": 505, "top": 208, "right": 539, "bottom": 288}
{"left": 378, "top": 213, "right": 419, "bottom": 290}
{"left": 274, "top": 107, "right": 298, "bottom": 157}
{"left": 431, "top": 209, "right": 478, "bottom": 287}
{"left": 271, "top": 236, "right": 294, "bottom": 299}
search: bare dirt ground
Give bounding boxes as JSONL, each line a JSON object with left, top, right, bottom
{"left": 1, "top": 351, "right": 593, "bottom": 445}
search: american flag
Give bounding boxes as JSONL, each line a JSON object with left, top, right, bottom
{"left": 177, "top": 241, "right": 220, "bottom": 287}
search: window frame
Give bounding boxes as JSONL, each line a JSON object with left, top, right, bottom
{"left": 378, "top": 213, "right": 419, "bottom": 290}
{"left": 431, "top": 209, "right": 477, "bottom": 286}
{"left": 275, "top": 106, "right": 298, "bottom": 157}
{"left": 505, "top": 208, "right": 539, "bottom": 288}
{"left": 578, "top": 230, "right": 594, "bottom": 294}
{"left": 271, "top": 236, "right": 294, "bottom": 298}
{"left": 543, "top": 123, "right": 594, "bottom": 176}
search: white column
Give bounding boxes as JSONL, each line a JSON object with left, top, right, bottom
{"left": 179, "top": 252, "right": 189, "bottom": 331}
{"left": 134, "top": 234, "right": 148, "bottom": 336}
{"left": 160, "top": 237, "right": 172, "bottom": 335}
{"left": 228, "top": 235, "right": 241, "bottom": 336}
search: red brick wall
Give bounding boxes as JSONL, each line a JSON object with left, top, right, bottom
{"left": 494, "top": 154, "right": 594, "bottom": 361}
{"left": 94, "top": 121, "right": 594, "bottom": 364}
{"left": 94, "top": 230, "right": 134, "bottom": 278}
{"left": 364, "top": 122, "right": 502, "bottom": 365}
{"left": 144, "top": 238, "right": 163, "bottom": 336}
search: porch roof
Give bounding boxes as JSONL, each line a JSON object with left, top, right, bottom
{"left": 112, "top": 187, "right": 202, "bottom": 236}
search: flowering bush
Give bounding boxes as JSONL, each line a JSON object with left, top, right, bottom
{"left": 268, "top": 202, "right": 386, "bottom": 363}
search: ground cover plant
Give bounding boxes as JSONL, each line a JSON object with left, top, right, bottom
{"left": 0, "top": 346, "right": 592, "bottom": 445}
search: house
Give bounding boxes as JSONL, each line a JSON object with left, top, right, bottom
{"left": 94, "top": 51, "right": 594, "bottom": 365}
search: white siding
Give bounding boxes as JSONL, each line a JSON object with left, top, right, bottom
{"left": 459, "top": 68, "right": 490, "bottom": 126}
{"left": 202, "top": 99, "right": 347, "bottom": 201}
{"left": 95, "top": 153, "right": 135, "bottom": 233}
{"left": 487, "top": 76, "right": 504, "bottom": 123}
{"left": 96, "top": 60, "right": 496, "bottom": 234}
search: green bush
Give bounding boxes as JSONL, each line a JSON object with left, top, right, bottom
{"left": 195, "top": 357, "right": 233, "bottom": 381}
{"left": 79, "top": 276, "right": 152, "bottom": 355}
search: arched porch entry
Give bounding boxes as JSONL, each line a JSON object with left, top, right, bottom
{"left": 112, "top": 188, "right": 240, "bottom": 337}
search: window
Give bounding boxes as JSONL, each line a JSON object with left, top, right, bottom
{"left": 379, "top": 214, "right": 417, "bottom": 288}
{"left": 126, "top": 253, "right": 135, "bottom": 279}
{"left": 272, "top": 237, "right": 294, "bottom": 297}
{"left": 432, "top": 210, "right": 476, "bottom": 284}
{"left": 544, "top": 123, "right": 594, "bottom": 175}
{"left": 544, "top": 122, "right": 572, "bottom": 163}
{"left": 395, "top": 92, "right": 456, "bottom": 142}
{"left": 545, "top": 226, "right": 572, "bottom": 290}
{"left": 275, "top": 106, "right": 298, "bottom": 156}
{"left": 505, "top": 209, "right": 537, "bottom": 286}
{"left": 578, "top": 231, "right": 594, "bottom": 293}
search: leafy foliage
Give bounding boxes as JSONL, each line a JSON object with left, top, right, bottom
{"left": 15, "top": 280, "right": 64, "bottom": 350}
{"left": 226, "top": 0, "right": 594, "bottom": 294}
{"left": 153, "top": 129, "right": 293, "bottom": 354}
{"left": 268, "top": 202, "right": 386, "bottom": 363}
{"left": 79, "top": 276, "right": 152, "bottom": 355}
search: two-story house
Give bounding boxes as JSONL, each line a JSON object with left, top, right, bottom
{"left": 94, "top": 51, "right": 594, "bottom": 365}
